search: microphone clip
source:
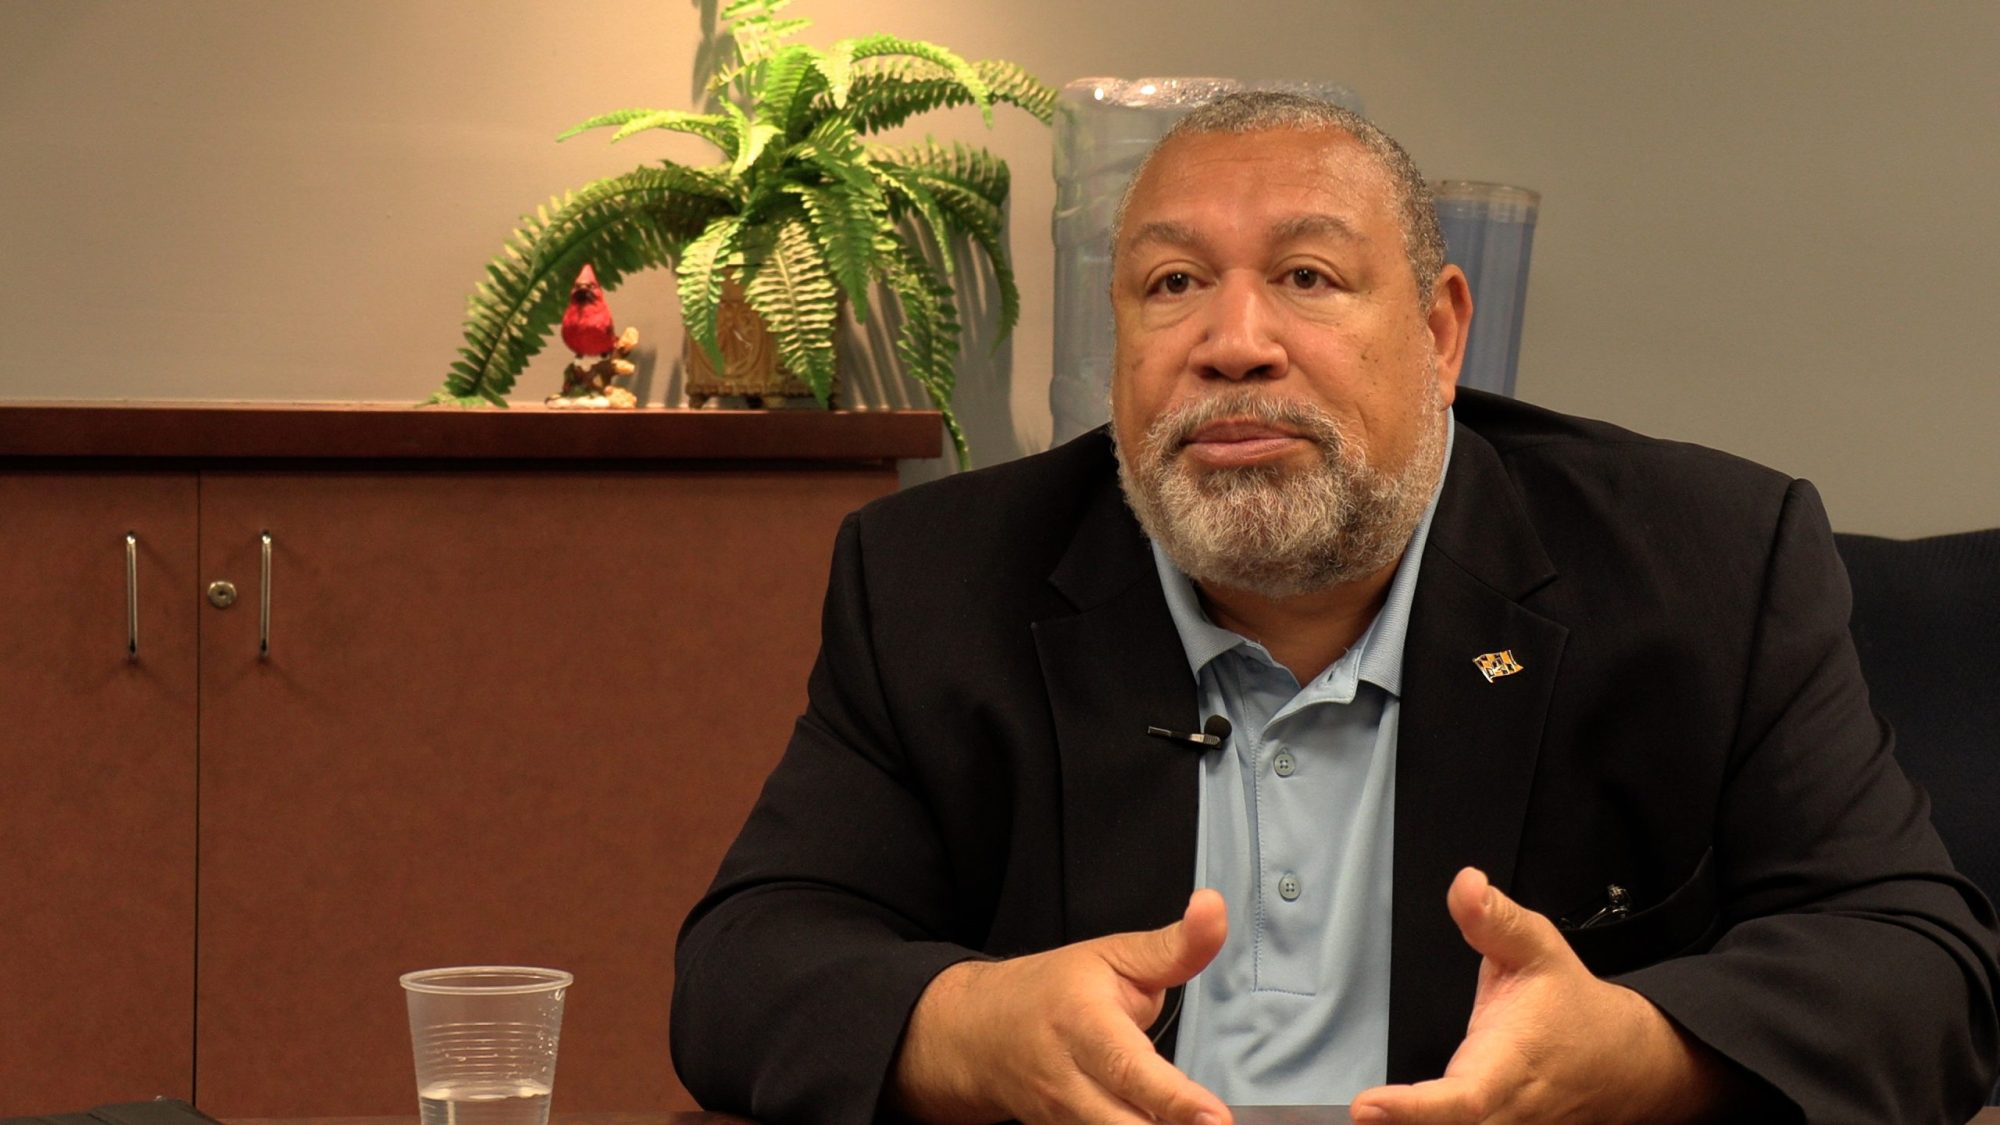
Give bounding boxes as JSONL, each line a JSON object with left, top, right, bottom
{"left": 1146, "top": 715, "right": 1232, "bottom": 749}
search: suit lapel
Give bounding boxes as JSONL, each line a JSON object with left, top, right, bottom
{"left": 1034, "top": 473, "right": 1204, "bottom": 1059}
{"left": 1386, "top": 423, "right": 1569, "bottom": 1082}
{"left": 1034, "top": 470, "right": 1204, "bottom": 956}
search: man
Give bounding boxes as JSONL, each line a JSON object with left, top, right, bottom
{"left": 672, "top": 93, "right": 1999, "bottom": 1123}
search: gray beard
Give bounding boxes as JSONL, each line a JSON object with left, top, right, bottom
{"left": 1113, "top": 385, "right": 1447, "bottom": 599}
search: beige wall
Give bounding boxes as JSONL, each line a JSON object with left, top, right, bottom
{"left": 2, "top": 1, "right": 1994, "bottom": 534}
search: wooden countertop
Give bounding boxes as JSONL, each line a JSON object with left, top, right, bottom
{"left": 227, "top": 1111, "right": 2000, "bottom": 1125}
{"left": 0, "top": 402, "right": 943, "bottom": 463}
{"left": 227, "top": 1104, "right": 2000, "bottom": 1112}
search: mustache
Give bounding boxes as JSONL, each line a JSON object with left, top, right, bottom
{"left": 1145, "top": 391, "right": 1347, "bottom": 456}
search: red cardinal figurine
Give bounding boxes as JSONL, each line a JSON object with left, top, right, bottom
{"left": 560, "top": 263, "right": 619, "bottom": 357}
{"left": 548, "top": 262, "right": 640, "bottom": 408}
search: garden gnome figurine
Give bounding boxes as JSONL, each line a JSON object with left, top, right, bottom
{"left": 548, "top": 263, "right": 640, "bottom": 408}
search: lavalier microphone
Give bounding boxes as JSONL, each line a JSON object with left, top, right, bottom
{"left": 1146, "top": 715, "right": 1232, "bottom": 749}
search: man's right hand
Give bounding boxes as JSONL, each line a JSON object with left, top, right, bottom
{"left": 889, "top": 888, "right": 1233, "bottom": 1125}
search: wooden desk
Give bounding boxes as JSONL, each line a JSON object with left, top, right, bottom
{"left": 1208, "top": 1104, "right": 2000, "bottom": 1112}
{"left": 234, "top": 1110, "right": 2000, "bottom": 1125}
{"left": 229, "top": 1116, "right": 742, "bottom": 1125}
{"left": 232, "top": 1117, "right": 754, "bottom": 1125}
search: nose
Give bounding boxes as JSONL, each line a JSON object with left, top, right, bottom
{"left": 1186, "top": 273, "right": 1287, "bottom": 382}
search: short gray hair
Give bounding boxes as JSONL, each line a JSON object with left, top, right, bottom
{"left": 1111, "top": 91, "right": 1447, "bottom": 307}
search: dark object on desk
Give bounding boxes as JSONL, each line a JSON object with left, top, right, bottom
{"left": 3, "top": 1099, "right": 224, "bottom": 1125}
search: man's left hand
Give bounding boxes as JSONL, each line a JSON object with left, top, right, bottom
{"left": 1347, "top": 867, "right": 1740, "bottom": 1124}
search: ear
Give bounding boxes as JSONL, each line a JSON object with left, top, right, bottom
{"left": 1426, "top": 264, "right": 1473, "bottom": 408}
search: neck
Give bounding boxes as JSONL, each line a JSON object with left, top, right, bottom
{"left": 1197, "top": 553, "right": 1404, "bottom": 684}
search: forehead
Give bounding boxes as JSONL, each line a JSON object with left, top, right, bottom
{"left": 1118, "top": 127, "right": 1400, "bottom": 254}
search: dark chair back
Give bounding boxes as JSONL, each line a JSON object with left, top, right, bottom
{"left": 1836, "top": 528, "right": 2000, "bottom": 1104}
{"left": 1836, "top": 528, "right": 2000, "bottom": 900}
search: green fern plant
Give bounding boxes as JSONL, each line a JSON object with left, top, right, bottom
{"left": 431, "top": 0, "right": 1056, "bottom": 466}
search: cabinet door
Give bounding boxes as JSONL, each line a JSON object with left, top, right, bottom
{"left": 0, "top": 471, "right": 198, "bottom": 1111}
{"left": 194, "top": 466, "right": 892, "bottom": 1115}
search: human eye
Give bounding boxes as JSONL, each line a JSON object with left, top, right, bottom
{"left": 1285, "top": 266, "right": 1332, "bottom": 291}
{"left": 1148, "top": 270, "right": 1196, "bottom": 297}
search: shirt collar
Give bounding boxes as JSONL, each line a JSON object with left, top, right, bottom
{"left": 1150, "top": 413, "right": 1454, "bottom": 699}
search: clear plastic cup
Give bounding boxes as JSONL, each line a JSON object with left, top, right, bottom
{"left": 400, "top": 966, "right": 572, "bottom": 1125}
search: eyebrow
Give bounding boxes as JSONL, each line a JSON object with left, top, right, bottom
{"left": 1122, "top": 213, "right": 1366, "bottom": 255}
{"left": 1271, "top": 213, "right": 1366, "bottom": 244}
{"left": 1124, "top": 220, "right": 1204, "bottom": 253}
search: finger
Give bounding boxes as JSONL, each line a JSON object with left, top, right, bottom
{"left": 1098, "top": 888, "right": 1229, "bottom": 993}
{"left": 1072, "top": 1019, "right": 1231, "bottom": 1125}
{"left": 1045, "top": 1066, "right": 1226, "bottom": 1125}
{"left": 1445, "top": 866, "right": 1569, "bottom": 975}
{"left": 1349, "top": 1075, "right": 1485, "bottom": 1124}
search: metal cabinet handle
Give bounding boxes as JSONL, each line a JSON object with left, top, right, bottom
{"left": 126, "top": 531, "right": 139, "bottom": 660}
{"left": 259, "top": 530, "right": 272, "bottom": 659}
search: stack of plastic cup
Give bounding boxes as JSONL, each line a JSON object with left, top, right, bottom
{"left": 1048, "top": 77, "right": 1364, "bottom": 443}
{"left": 1433, "top": 182, "right": 1540, "bottom": 399}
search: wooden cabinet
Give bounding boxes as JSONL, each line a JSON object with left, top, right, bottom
{"left": 0, "top": 471, "right": 199, "bottom": 1107}
{"left": 0, "top": 405, "right": 938, "bottom": 1116}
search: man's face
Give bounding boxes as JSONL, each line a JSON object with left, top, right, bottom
{"left": 1109, "top": 126, "right": 1468, "bottom": 597}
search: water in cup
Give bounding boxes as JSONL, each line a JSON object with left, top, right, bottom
{"left": 418, "top": 1078, "right": 552, "bottom": 1125}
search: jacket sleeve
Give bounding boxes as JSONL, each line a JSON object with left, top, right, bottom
{"left": 1615, "top": 479, "right": 2000, "bottom": 1123}
{"left": 670, "top": 513, "right": 988, "bottom": 1124}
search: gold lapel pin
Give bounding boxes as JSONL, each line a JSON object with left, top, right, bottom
{"left": 1474, "top": 649, "right": 1524, "bottom": 683}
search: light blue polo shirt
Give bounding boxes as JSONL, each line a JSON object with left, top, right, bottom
{"left": 1150, "top": 421, "right": 1451, "bottom": 1104}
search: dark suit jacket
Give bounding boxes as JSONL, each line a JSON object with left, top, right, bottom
{"left": 672, "top": 390, "right": 2000, "bottom": 1124}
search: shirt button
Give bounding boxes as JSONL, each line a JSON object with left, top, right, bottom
{"left": 1273, "top": 751, "right": 1296, "bottom": 777}
{"left": 1278, "top": 873, "right": 1302, "bottom": 901}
